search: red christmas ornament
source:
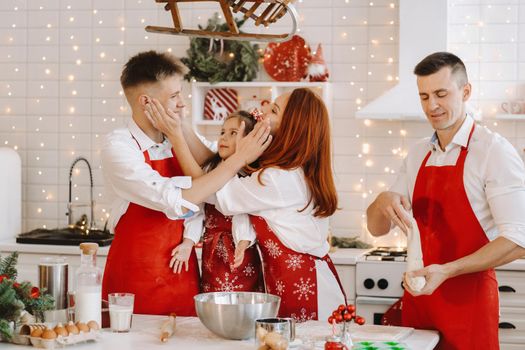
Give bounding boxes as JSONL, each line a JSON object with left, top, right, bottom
{"left": 0, "top": 274, "right": 8, "bottom": 283}
{"left": 263, "top": 35, "right": 311, "bottom": 82}
{"left": 306, "top": 43, "right": 329, "bottom": 82}
{"left": 30, "top": 286, "right": 40, "bottom": 299}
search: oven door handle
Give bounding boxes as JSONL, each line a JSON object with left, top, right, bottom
{"left": 355, "top": 296, "right": 400, "bottom": 305}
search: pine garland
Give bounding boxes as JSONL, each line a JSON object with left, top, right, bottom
{"left": 0, "top": 252, "right": 55, "bottom": 341}
{"left": 181, "top": 13, "right": 260, "bottom": 83}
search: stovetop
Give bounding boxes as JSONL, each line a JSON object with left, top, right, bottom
{"left": 364, "top": 247, "right": 407, "bottom": 262}
{"left": 16, "top": 228, "right": 113, "bottom": 246}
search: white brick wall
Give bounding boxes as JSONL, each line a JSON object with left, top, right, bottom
{"left": 0, "top": 0, "right": 523, "bottom": 244}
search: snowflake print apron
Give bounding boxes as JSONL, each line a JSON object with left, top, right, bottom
{"left": 201, "top": 204, "right": 264, "bottom": 293}
{"left": 250, "top": 215, "right": 346, "bottom": 322}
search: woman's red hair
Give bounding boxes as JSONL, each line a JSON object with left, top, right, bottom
{"left": 256, "top": 88, "right": 338, "bottom": 217}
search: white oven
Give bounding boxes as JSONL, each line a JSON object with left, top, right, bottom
{"left": 355, "top": 248, "right": 406, "bottom": 325}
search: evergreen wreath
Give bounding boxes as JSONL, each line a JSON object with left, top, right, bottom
{"left": 181, "top": 13, "right": 260, "bottom": 83}
{"left": 0, "top": 252, "right": 54, "bottom": 341}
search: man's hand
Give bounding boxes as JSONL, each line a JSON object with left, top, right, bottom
{"left": 403, "top": 264, "right": 451, "bottom": 296}
{"left": 371, "top": 191, "right": 412, "bottom": 234}
{"left": 233, "top": 240, "right": 251, "bottom": 268}
{"left": 232, "top": 120, "right": 272, "bottom": 165}
{"left": 169, "top": 238, "right": 194, "bottom": 274}
{"left": 144, "top": 98, "right": 184, "bottom": 138}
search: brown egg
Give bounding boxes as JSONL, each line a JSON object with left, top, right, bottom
{"left": 41, "top": 328, "right": 57, "bottom": 340}
{"left": 65, "top": 321, "right": 79, "bottom": 335}
{"left": 75, "top": 321, "right": 89, "bottom": 333}
{"left": 87, "top": 320, "right": 100, "bottom": 330}
{"left": 30, "top": 328, "right": 43, "bottom": 338}
{"left": 53, "top": 323, "right": 68, "bottom": 337}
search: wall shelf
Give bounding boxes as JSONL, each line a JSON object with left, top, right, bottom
{"left": 190, "top": 81, "right": 332, "bottom": 127}
{"left": 495, "top": 114, "right": 525, "bottom": 120}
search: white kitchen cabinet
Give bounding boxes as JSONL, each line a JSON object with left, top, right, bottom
{"left": 497, "top": 270, "right": 525, "bottom": 348}
{"left": 190, "top": 81, "right": 332, "bottom": 127}
{"left": 334, "top": 264, "right": 356, "bottom": 305}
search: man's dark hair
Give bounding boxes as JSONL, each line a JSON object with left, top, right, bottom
{"left": 414, "top": 52, "right": 468, "bottom": 86}
{"left": 120, "top": 50, "right": 188, "bottom": 90}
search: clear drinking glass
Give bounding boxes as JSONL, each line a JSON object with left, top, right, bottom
{"left": 108, "top": 293, "right": 135, "bottom": 332}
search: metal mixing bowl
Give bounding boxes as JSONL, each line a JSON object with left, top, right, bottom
{"left": 194, "top": 292, "right": 280, "bottom": 340}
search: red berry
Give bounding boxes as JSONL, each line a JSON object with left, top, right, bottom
{"left": 335, "top": 314, "right": 343, "bottom": 323}
{"left": 337, "top": 304, "right": 346, "bottom": 312}
{"left": 328, "top": 316, "right": 335, "bottom": 324}
{"left": 332, "top": 310, "right": 340, "bottom": 318}
{"left": 355, "top": 316, "right": 365, "bottom": 325}
{"left": 346, "top": 305, "right": 356, "bottom": 313}
{"left": 343, "top": 312, "right": 353, "bottom": 321}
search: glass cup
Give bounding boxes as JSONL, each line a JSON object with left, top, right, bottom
{"left": 255, "top": 317, "right": 296, "bottom": 348}
{"left": 108, "top": 293, "right": 134, "bottom": 332}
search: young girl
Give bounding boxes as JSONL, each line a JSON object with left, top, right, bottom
{"left": 171, "top": 111, "right": 264, "bottom": 293}
{"left": 153, "top": 88, "right": 346, "bottom": 322}
{"left": 214, "top": 88, "right": 346, "bottom": 322}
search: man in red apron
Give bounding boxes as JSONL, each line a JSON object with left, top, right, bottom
{"left": 367, "top": 52, "right": 525, "bottom": 349}
{"left": 101, "top": 51, "right": 271, "bottom": 315}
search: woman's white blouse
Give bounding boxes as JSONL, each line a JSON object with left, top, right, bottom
{"left": 214, "top": 167, "right": 331, "bottom": 257}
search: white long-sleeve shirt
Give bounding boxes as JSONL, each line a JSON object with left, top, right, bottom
{"left": 213, "top": 167, "right": 331, "bottom": 257}
{"left": 101, "top": 119, "right": 199, "bottom": 233}
{"left": 390, "top": 115, "right": 525, "bottom": 248}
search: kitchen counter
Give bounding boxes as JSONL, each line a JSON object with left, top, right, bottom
{"left": 0, "top": 240, "right": 370, "bottom": 265}
{"left": 1, "top": 314, "right": 439, "bottom": 350}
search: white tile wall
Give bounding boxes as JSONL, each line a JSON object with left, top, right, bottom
{"left": 0, "top": 0, "right": 524, "bottom": 244}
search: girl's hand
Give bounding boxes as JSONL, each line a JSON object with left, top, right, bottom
{"left": 233, "top": 240, "right": 251, "bottom": 268}
{"left": 233, "top": 120, "right": 272, "bottom": 165}
{"left": 144, "top": 98, "right": 185, "bottom": 138}
{"left": 169, "top": 238, "right": 194, "bottom": 274}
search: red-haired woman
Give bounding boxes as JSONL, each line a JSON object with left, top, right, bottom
{"left": 213, "top": 88, "right": 346, "bottom": 322}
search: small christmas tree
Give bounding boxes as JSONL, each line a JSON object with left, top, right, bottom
{"left": 0, "top": 252, "right": 55, "bottom": 341}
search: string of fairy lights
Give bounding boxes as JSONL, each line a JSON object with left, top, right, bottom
{"left": 0, "top": 1, "right": 522, "bottom": 242}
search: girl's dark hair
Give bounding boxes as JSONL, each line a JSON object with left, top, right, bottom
{"left": 203, "top": 110, "right": 257, "bottom": 173}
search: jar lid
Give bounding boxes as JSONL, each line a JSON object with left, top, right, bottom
{"left": 79, "top": 242, "right": 99, "bottom": 255}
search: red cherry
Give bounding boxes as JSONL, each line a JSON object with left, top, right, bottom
{"left": 346, "top": 305, "right": 356, "bottom": 313}
{"left": 335, "top": 314, "right": 343, "bottom": 323}
{"left": 355, "top": 316, "right": 365, "bottom": 325}
{"left": 343, "top": 312, "right": 353, "bottom": 321}
{"left": 328, "top": 316, "right": 335, "bottom": 324}
{"left": 337, "top": 304, "right": 346, "bottom": 312}
{"left": 332, "top": 310, "right": 340, "bottom": 318}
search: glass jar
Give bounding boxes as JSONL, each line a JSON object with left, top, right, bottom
{"left": 325, "top": 335, "right": 348, "bottom": 350}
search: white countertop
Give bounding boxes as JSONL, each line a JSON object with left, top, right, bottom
{"left": 1, "top": 239, "right": 524, "bottom": 270}
{"left": 2, "top": 314, "right": 439, "bottom": 350}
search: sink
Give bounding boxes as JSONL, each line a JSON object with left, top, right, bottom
{"left": 16, "top": 227, "right": 113, "bottom": 246}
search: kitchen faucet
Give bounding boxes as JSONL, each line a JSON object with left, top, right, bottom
{"left": 67, "top": 157, "right": 95, "bottom": 233}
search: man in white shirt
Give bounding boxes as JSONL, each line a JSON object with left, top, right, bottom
{"left": 366, "top": 52, "right": 525, "bottom": 349}
{"left": 100, "top": 51, "right": 270, "bottom": 315}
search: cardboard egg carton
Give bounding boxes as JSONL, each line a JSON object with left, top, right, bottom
{"left": 17, "top": 323, "right": 101, "bottom": 349}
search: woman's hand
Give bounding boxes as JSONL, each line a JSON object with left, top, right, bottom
{"left": 169, "top": 238, "right": 194, "bottom": 274}
{"left": 144, "top": 98, "right": 185, "bottom": 138}
{"left": 232, "top": 120, "right": 272, "bottom": 165}
{"left": 233, "top": 240, "right": 251, "bottom": 268}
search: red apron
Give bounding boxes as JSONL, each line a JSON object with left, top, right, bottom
{"left": 250, "top": 215, "right": 346, "bottom": 322}
{"left": 102, "top": 145, "right": 200, "bottom": 316}
{"left": 201, "top": 203, "right": 264, "bottom": 293}
{"left": 403, "top": 124, "right": 499, "bottom": 349}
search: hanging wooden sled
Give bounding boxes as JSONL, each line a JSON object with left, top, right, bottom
{"left": 145, "top": 0, "right": 299, "bottom": 42}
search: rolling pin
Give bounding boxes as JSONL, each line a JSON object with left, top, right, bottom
{"left": 160, "top": 313, "right": 177, "bottom": 343}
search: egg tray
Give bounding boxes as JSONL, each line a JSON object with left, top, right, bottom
{"left": 15, "top": 324, "right": 101, "bottom": 349}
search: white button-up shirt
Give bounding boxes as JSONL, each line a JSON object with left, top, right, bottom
{"left": 101, "top": 119, "right": 199, "bottom": 233}
{"left": 391, "top": 115, "right": 525, "bottom": 248}
{"left": 213, "top": 167, "right": 331, "bottom": 257}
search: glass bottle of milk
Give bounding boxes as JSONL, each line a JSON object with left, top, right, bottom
{"left": 74, "top": 242, "right": 102, "bottom": 325}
